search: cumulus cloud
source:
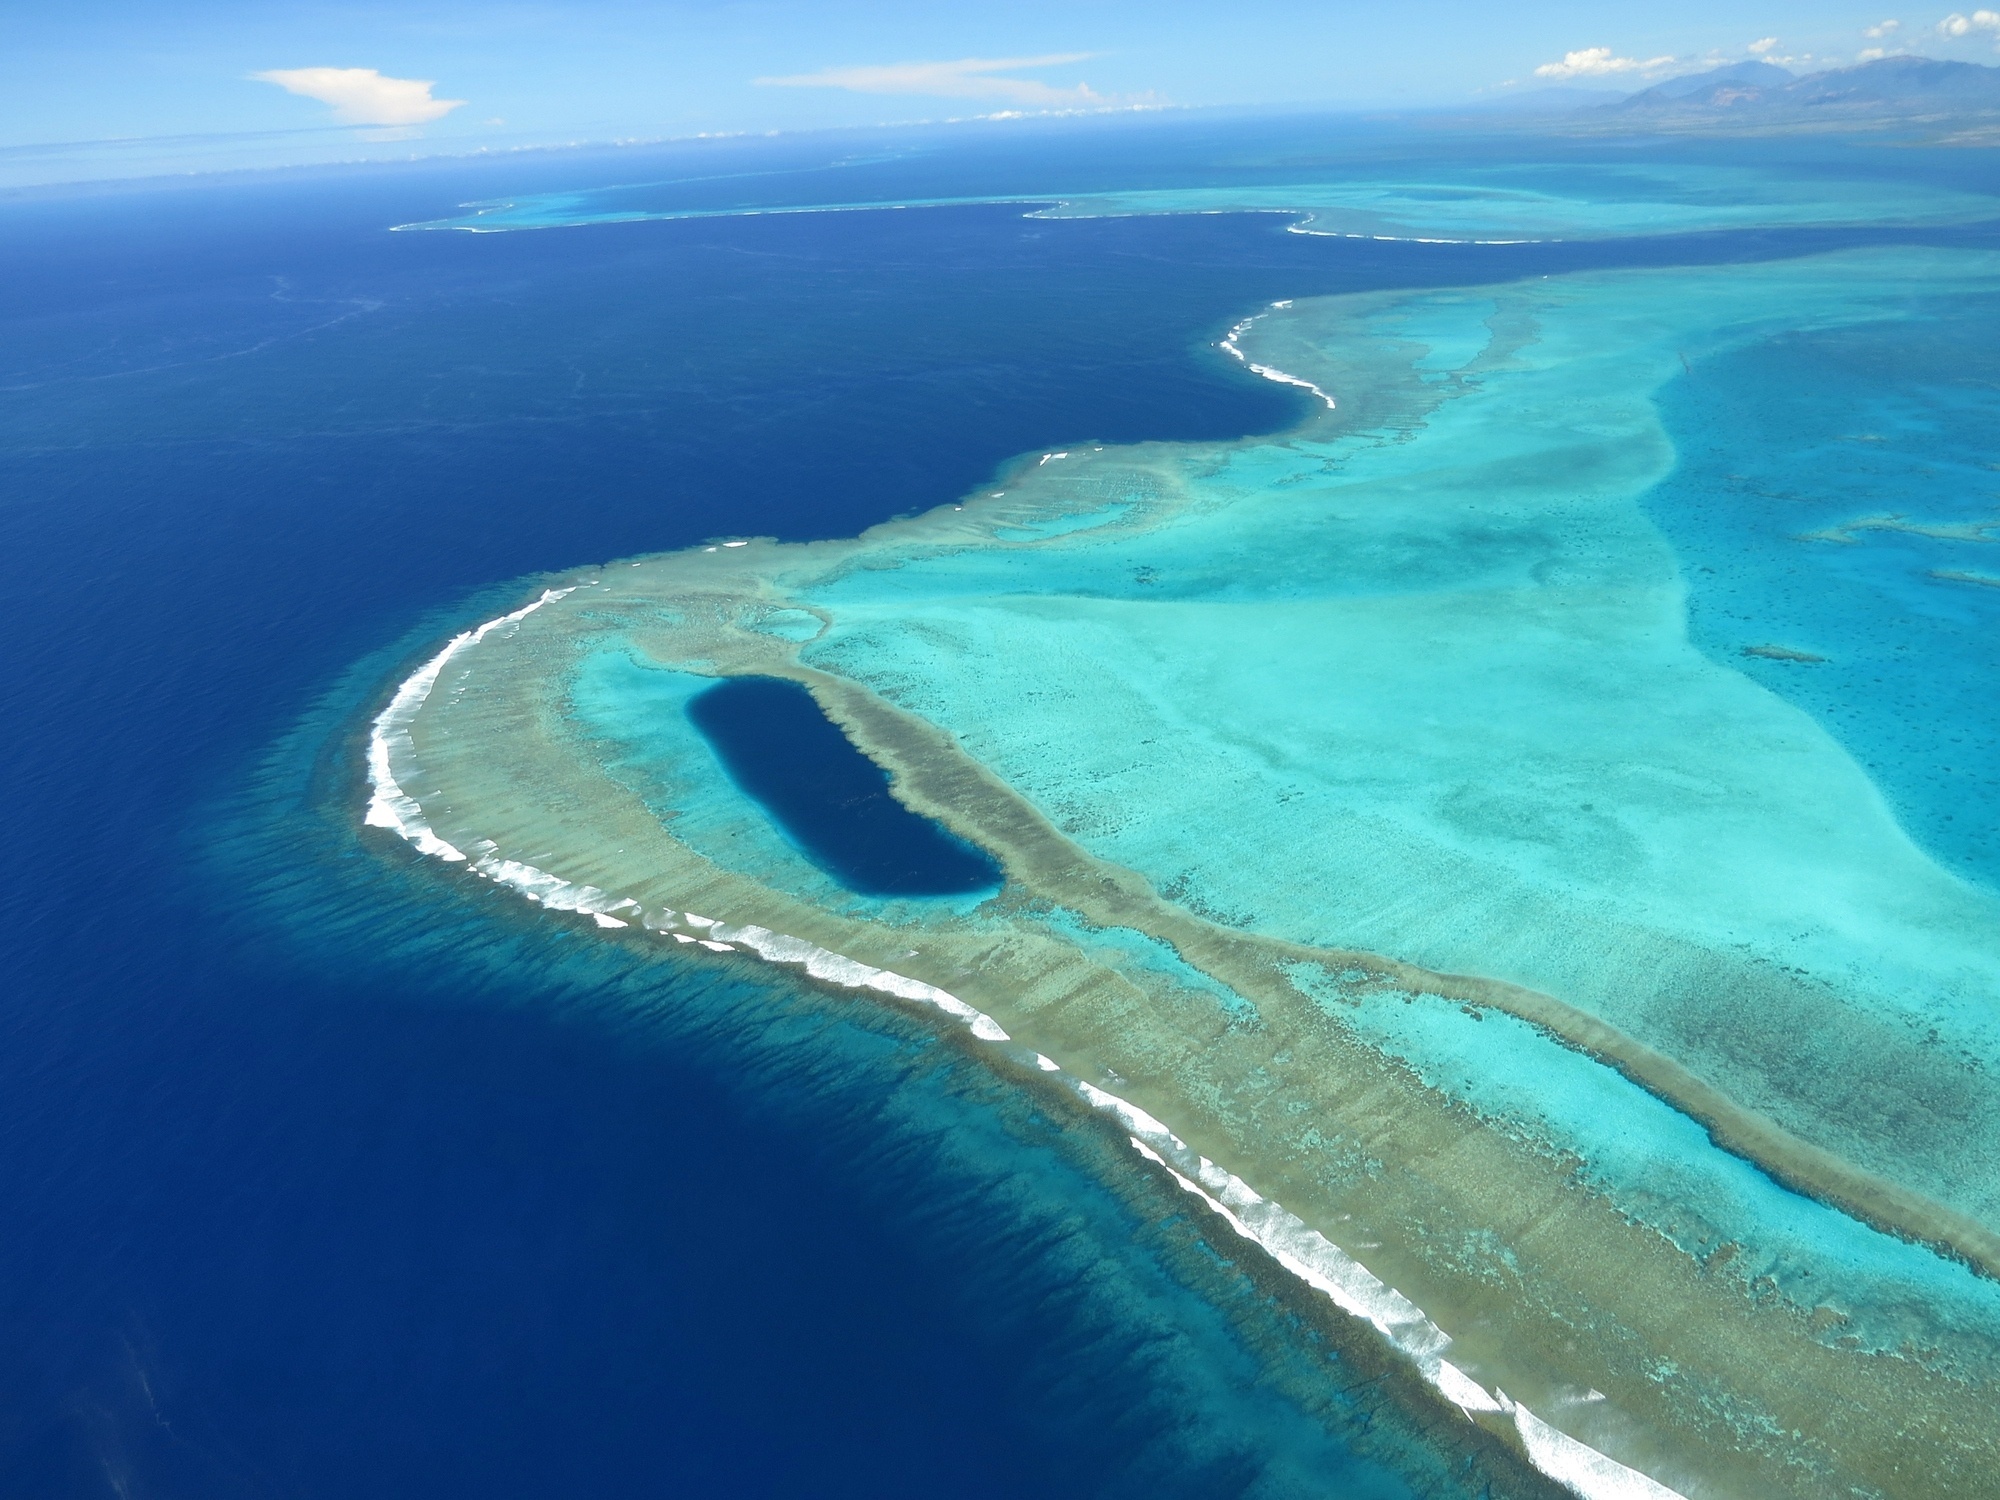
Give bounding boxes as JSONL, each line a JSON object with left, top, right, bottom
{"left": 756, "top": 54, "right": 1101, "bottom": 106}
{"left": 1937, "top": 8, "right": 2000, "bottom": 36}
{"left": 254, "top": 67, "right": 466, "bottom": 125}
{"left": 1864, "top": 18, "right": 1902, "bottom": 35}
{"left": 1748, "top": 36, "right": 1779, "bottom": 53}
{"left": 1533, "top": 46, "right": 1677, "bottom": 80}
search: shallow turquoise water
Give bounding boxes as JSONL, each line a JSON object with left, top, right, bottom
{"left": 744, "top": 246, "right": 2000, "bottom": 1369}
{"left": 1644, "top": 312, "right": 2000, "bottom": 887}
{"left": 1301, "top": 978, "right": 2000, "bottom": 1358}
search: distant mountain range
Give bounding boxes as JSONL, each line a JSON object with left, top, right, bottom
{"left": 1613, "top": 55, "right": 2000, "bottom": 122}
{"left": 1466, "top": 55, "right": 2000, "bottom": 140}
{"left": 1615, "top": 59, "right": 1798, "bottom": 104}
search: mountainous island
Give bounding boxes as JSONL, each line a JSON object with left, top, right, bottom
{"left": 1493, "top": 54, "right": 2000, "bottom": 140}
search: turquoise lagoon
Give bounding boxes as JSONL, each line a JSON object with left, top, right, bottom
{"left": 776, "top": 246, "right": 2000, "bottom": 1326}
{"left": 1645, "top": 315, "right": 2000, "bottom": 885}
{"left": 377, "top": 156, "right": 2000, "bottom": 1496}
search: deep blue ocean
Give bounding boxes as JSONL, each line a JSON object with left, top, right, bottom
{"left": 2, "top": 118, "right": 1996, "bottom": 1497}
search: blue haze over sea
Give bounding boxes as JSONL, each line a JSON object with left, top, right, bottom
{"left": 3, "top": 115, "right": 1998, "bottom": 1496}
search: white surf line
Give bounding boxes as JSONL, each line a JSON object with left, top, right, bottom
{"left": 1284, "top": 224, "right": 1542, "bottom": 246}
{"left": 365, "top": 586, "right": 584, "bottom": 860}
{"left": 1219, "top": 306, "right": 1338, "bottom": 410}
{"left": 364, "top": 595, "right": 1687, "bottom": 1500}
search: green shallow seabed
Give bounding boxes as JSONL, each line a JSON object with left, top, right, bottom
{"left": 379, "top": 244, "right": 2000, "bottom": 1499}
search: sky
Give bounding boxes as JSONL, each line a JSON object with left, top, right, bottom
{"left": 2, "top": 0, "right": 1998, "bottom": 187}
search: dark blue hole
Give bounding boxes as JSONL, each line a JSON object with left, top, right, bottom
{"left": 687, "top": 676, "right": 1004, "bottom": 897}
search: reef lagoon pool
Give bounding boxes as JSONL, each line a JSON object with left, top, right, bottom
{"left": 686, "top": 675, "right": 1005, "bottom": 897}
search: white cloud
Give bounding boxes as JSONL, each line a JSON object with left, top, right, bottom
{"left": 254, "top": 67, "right": 466, "bottom": 125}
{"left": 1748, "top": 36, "right": 1779, "bottom": 53}
{"left": 1533, "top": 46, "right": 1677, "bottom": 80}
{"left": 1937, "top": 8, "right": 2000, "bottom": 35}
{"left": 756, "top": 54, "right": 1102, "bottom": 106}
{"left": 1864, "top": 18, "right": 1902, "bottom": 35}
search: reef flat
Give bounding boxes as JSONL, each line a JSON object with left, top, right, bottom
{"left": 369, "top": 246, "right": 2000, "bottom": 1498}
{"left": 402, "top": 158, "right": 2000, "bottom": 241}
